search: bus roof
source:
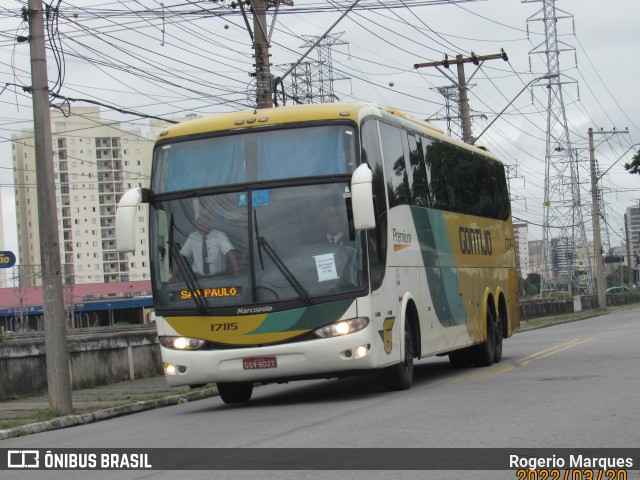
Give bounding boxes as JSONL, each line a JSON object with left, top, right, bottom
{"left": 157, "top": 103, "right": 440, "bottom": 138}
{"left": 157, "top": 103, "right": 367, "bottom": 140}
{"left": 156, "top": 102, "right": 499, "bottom": 161}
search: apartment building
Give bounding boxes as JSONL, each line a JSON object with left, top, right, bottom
{"left": 10, "top": 106, "right": 167, "bottom": 287}
{"left": 626, "top": 204, "right": 640, "bottom": 268}
{"left": 528, "top": 239, "right": 542, "bottom": 276}
{"left": 512, "top": 222, "right": 530, "bottom": 279}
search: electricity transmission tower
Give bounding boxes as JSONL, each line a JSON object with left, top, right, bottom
{"left": 524, "top": 0, "right": 593, "bottom": 295}
{"left": 430, "top": 86, "right": 462, "bottom": 139}
{"left": 428, "top": 85, "right": 487, "bottom": 141}
{"left": 276, "top": 33, "right": 350, "bottom": 104}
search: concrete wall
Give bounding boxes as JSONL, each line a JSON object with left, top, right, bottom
{"left": 0, "top": 326, "right": 161, "bottom": 399}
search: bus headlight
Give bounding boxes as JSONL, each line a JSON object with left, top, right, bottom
{"left": 314, "top": 317, "right": 369, "bottom": 338}
{"left": 159, "top": 336, "right": 205, "bottom": 350}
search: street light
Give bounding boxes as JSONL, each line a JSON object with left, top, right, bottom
{"left": 472, "top": 73, "right": 559, "bottom": 145}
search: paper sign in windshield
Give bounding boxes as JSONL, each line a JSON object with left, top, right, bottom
{"left": 314, "top": 253, "right": 338, "bottom": 282}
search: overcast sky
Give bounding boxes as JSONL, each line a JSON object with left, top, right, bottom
{"left": 1, "top": 0, "right": 639, "bottom": 262}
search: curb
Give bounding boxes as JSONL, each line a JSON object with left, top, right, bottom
{"left": 0, "top": 387, "right": 218, "bottom": 441}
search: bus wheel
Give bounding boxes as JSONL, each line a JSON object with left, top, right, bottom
{"left": 494, "top": 311, "right": 503, "bottom": 364}
{"left": 472, "top": 308, "right": 496, "bottom": 367}
{"left": 381, "top": 320, "right": 414, "bottom": 391}
{"left": 217, "top": 382, "right": 254, "bottom": 404}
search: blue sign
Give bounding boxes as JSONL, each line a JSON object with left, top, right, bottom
{"left": 0, "top": 251, "right": 16, "bottom": 268}
{"left": 237, "top": 190, "right": 270, "bottom": 207}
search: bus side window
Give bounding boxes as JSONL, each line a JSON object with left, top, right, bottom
{"left": 425, "top": 140, "right": 452, "bottom": 210}
{"left": 380, "top": 122, "right": 411, "bottom": 208}
{"left": 409, "top": 134, "right": 431, "bottom": 207}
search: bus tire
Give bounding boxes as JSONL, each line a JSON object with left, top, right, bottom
{"left": 217, "top": 382, "right": 254, "bottom": 404}
{"left": 381, "top": 319, "right": 414, "bottom": 391}
{"left": 472, "top": 308, "right": 496, "bottom": 367}
{"left": 494, "top": 312, "right": 503, "bottom": 364}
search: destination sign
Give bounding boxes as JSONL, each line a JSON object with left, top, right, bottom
{"left": 175, "top": 287, "right": 240, "bottom": 301}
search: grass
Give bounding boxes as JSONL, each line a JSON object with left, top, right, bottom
{"left": 76, "top": 376, "right": 111, "bottom": 390}
{"left": 0, "top": 409, "right": 60, "bottom": 430}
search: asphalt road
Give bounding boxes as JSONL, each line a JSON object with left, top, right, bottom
{"left": 1, "top": 307, "right": 639, "bottom": 480}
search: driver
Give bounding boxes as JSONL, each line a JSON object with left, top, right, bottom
{"left": 168, "top": 214, "right": 240, "bottom": 283}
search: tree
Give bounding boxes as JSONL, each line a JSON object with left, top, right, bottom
{"left": 526, "top": 272, "right": 541, "bottom": 292}
{"left": 624, "top": 149, "right": 640, "bottom": 174}
{"left": 518, "top": 273, "right": 541, "bottom": 298}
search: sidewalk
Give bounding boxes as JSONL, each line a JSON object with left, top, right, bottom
{"left": 0, "top": 375, "right": 218, "bottom": 440}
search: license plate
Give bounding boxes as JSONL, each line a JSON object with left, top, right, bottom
{"left": 243, "top": 356, "right": 277, "bottom": 370}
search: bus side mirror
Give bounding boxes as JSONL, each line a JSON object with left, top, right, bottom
{"left": 116, "top": 187, "right": 146, "bottom": 252}
{"left": 351, "top": 163, "right": 376, "bottom": 230}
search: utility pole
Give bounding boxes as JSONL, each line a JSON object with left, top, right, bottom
{"left": 589, "top": 127, "right": 630, "bottom": 309}
{"left": 429, "top": 85, "right": 488, "bottom": 140}
{"left": 232, "top": 1, "right": 293, "bottom": 108}
{"left": 588, "top": 128, "right": 606, "bottom": 310}
{"left": 414, "top": 50, "right": 508, "bottom": 144}
{"left": 27, "top": 0, "right": 73, "bottom": 414}
{"left": 252, "top": 0, "right": 272, "bottom": 108}
{"left": 456, "top": 56, "right": 473, "bottom": 144}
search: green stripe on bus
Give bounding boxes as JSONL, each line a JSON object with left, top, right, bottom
{"left": 411, "top": 207, "right": 467, "bottom": 327}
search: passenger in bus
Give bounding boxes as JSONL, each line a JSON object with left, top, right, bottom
{"left": 168, "top": 215, "right": 240, "bottom": 283}
{"left": 323, "top": 213, "right": 347, "bottom": 245}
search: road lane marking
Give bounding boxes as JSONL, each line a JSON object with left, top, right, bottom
{"left": 451, "top": 364, "right": 514, "bottom": 383}
{"left": 517, "top": 338, "right": 593, "bottom": 365}
{"left": 451, "top": 337, "right": 593, "bottom": 383}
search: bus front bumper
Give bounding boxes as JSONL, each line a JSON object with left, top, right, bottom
{"left": 160, "top": 327, "right": 379, "bottom": 386}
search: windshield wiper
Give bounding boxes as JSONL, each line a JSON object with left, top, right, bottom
{"left": 253, "top": 210, "right": 265, "bottom": 271}
{"left": 169, "top": 241, "right": 209, "bottom": 313}
{"left": 257, "top": 236, "right": 312, "bottom": 304}
{"left": 253, "top": 210, "right": 311, "bottom": 304}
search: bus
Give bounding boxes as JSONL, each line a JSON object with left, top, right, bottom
{"left": 116, "top": 103, "right": 520, "bottom": 404}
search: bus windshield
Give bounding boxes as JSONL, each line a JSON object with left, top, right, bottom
{"left": 149, "top": 124, "right": 366, "bottom": 313}
{"left": 152, "top": 124, "right": 357, "bottom": 193}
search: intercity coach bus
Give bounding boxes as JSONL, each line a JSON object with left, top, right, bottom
{"left": 116, "top": 103, "right": 519, "bottom": 404}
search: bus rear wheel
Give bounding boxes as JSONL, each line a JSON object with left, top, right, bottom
{"left": 217, "top": 382, "right": 254, "bottom": 404}
{"left": 472, "top": 308, "right": 496, "bottom": 367}
{"left": 494, "top": 312, "right": 503, "bottom": 363}
{"left": 381, "top": 320, "right": 414, "bottom": 391}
